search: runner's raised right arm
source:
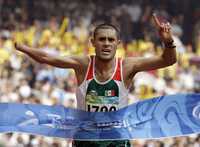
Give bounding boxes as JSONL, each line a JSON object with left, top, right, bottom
{"left": 15, "top": 43, "right": 89, "bottom": 85}
{"left": 15, "top": 43, "right": 88, "bottom": 69}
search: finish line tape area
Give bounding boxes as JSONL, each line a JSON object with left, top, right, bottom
{"left": 0, "top": 93, "right": 200, "bottom": 140}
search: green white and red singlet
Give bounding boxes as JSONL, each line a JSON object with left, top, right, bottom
{"left": 76, "top": 55, "right": 129, "bottom": 112}
{"left": 74, "top": 55, "right": 131, "bottom": 147}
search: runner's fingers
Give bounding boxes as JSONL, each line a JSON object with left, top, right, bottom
{"left": 166, "top": 23, "right": 171, "bottom": 33}
{"left": 160, "top": 23, "right": 165, "bottom": 32}
{"left": 152, "top": 13, "right": 161, "bottom": 28}
{"left": 160, "top": 23, "right": 171, "bottom": 32}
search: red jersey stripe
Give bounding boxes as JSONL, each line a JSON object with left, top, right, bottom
{"left": 86, "top": 56, "right": 94, "bottom": 80}
{"left": 113, "top": 58, "right": 121, "bottom": 81}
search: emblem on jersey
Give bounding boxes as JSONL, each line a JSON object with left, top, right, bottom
{"left": 89, "top": 90, "right": 98, "bottom": 96}
{"left": 105, "top": 90, "right": 115, "bottom": 96}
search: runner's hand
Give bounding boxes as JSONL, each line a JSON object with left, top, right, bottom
{"left": 152, "top": 13, "right": 173, "bottom": 43}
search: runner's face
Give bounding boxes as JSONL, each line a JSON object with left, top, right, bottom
{"left": 92, "top": 29, "right": 120, "bottom": 61}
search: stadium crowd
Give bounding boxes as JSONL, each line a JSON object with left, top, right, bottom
{"left": 0, "top": 0, "right": 200, "bottom": 146}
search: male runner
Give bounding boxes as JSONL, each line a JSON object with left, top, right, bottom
{"left": 15, "top": 14, "right": 176, "bottom": 147}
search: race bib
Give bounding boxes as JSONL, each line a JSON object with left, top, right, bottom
{"left": 86, "top": 94, "right": 119, "bottom": 112}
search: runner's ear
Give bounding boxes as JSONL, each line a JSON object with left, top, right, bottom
{"left": 117, "top": 39, "right": 121, "bottom": 45}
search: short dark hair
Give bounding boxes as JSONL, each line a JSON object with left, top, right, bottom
{"left": 93, "top": 23, "right": 120, "bottom": 39}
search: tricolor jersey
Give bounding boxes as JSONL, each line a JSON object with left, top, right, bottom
{"left": 76, "top": 55, "right": 129, "bottom": 112}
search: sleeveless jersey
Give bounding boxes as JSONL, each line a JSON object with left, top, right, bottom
{"left": 76, "top": 55, "right": 129, "bottom": 112}
{"left": 74, "top": 56, "right": 131, "bottom": 146}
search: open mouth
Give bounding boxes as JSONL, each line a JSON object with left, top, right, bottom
{"left": 102, "top": 49, "right": 111, "bottom": 54}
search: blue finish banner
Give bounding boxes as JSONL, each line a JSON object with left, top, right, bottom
{"left": 0, "top": 94, "right": 200, "bottom": 140}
